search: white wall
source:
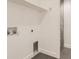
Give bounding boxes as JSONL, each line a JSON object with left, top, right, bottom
{"left": 7, "top": 1, "right": 44, "bottom": 59}
{"left": 64, "top": 0, "right": 71, "bottom": 48}
{"left": 8, "top": 0, "right": 60, "bottom": 59}
{"left": 38, "top": 0, "right": 60, "bottom": 58}
{"left": 8, "top": 1, "right": 45, "bottom": 26}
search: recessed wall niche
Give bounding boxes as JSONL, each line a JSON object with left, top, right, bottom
{"left": 7, "top": 27, "right": 17, "bottom": 36}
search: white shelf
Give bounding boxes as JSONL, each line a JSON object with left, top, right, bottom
{"left": 8, "top": 0, "right": 49, "bottom": 12}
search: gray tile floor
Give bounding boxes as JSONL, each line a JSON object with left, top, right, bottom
{"left": 32, "top": 47, "right": 71, "bottom": 59}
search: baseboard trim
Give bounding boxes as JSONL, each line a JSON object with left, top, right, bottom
{"left": 24, "top": 48, "right": 60, "bottom": 59}
{"left": 64, "top": 43, "right": 71, "bottom": 48}
{"left": 39, "top": 48, "right": 60, "bottom": 59}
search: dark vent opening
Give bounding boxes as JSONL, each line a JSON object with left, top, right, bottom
{"left": 33, "top": 41, "right": 38, "bottom": 53}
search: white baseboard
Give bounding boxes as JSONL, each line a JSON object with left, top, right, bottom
{"left": 64, "top": 43, "right": 71, "bottom": 48}
{"left": 39, "top": 48, "right": 60, "bottom": 59}
{"left": 24, "top": 51, "right": 39, "bottom": 59}
{"left": 24, "top": 48, "right": 60, "bottom": 59}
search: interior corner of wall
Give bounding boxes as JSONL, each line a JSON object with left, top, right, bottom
{"left": 39, "top": 48, "right": 60, "bottom": 59}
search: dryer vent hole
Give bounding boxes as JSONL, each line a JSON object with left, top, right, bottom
{"left": 33, "top": 41, "right": 38, "bottom": 53}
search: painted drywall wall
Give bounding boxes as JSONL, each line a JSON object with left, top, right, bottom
{"left": 8, "top": 0, "right": 61, "bottom": 59}
{"left": 64, "top": 0, "right": 71, "bottom": 48}
{"left": 7, "top": 1, "right": 44, "bottom": 59}
{"left": 26, "top": 0, "right": 61, "bottom": 58}
{"left": 7, "top": 1, "right": 45, "bottom": 26}
{"left": 37, "top": 0, "right": 60, "bottom": 58}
